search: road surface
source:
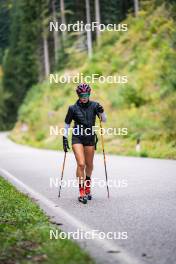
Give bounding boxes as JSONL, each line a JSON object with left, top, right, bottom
{"left": 0, "top": 132, "right": 176, "bottom": 264}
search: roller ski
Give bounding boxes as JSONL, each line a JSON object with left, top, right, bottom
{"left": 78, "top": 187, "right": 87, "bottom": 204}
{"left": 85, "top": 176, "right": 92, "bottom": 200}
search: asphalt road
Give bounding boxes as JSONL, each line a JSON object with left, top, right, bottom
{"left": 0, "top": 132, "right": 176, "bottom": 264}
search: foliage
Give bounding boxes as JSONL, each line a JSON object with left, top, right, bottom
{"left": 2, "top": 0, "right": 41, "bottom": 126}
{"left": 10, "top": 3, "right": 176, "bottom": 159}
{"left": 0, "top": 0, "right": 12, "bottom": 63}
{"left": 161, "top": 95, "right": 176, "bottom": 141}
{"left": 0, "top": 79, "right": 11, "bottom": 130}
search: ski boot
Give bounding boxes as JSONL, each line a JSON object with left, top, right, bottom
{"left": 78, "top": 187, "right": 87, "bottom": 204}
{"left": 85, "top": 178, "right": 92, "bottom": 200}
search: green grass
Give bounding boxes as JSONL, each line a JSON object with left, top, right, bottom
{"left": 10, "top": 3, "right": 176, "bottom": 159}
{"left": 0, "top": 176, "right": 95, "bottom": 264}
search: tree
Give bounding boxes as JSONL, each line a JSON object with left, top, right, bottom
{"left": 43, "top": 33, "right": 50, "bottom": 77}
{"left": 40, "top": 0, "right": 50, "bottom": 77}
{"left": 95, "top": 0, "right": 101, "bottom": 46}
{"left": 0, "top": 0, "right": 11, "bottom": 63}
{"left": 85, "top": 0, "right": 92, "bottom": 58}
{"left": 3, "top": 0, "right": 40, "bottom": 125}
{"left": 52, "top": 0, "right": 60, "bottom": 65}
{"left": 60, "top": 0, "right": 67, "bottom": 40}
{"left": 0, "top": 79, "right": 11, "bottom": 130}
{"left": 134, "top": 0, "right": 139, "bottom": 16}
{"left": 100, "top": 0, "right": 133, "bottom": 24}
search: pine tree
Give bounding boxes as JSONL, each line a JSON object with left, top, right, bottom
{"left": 95, "top": 0, "right": 101, "bottom": 46}
{"left": 60, "top": 0, "right": 67, "bottom": 40}
{"left": 85, "top": 0, "right": 93, "bottom": 58}
{"left": 134, "top": 0, "right": 139, "bottom": 16}
{"left": 52, "top": 0, "right": 60, "bottom": 65}
{"left": 0, "top": 80, "right": 11, "bottom": 130}
{"left": 40, "top": 0, "right": 51, "bottom": 77}
{"left": 0, "top": 0, "right": 11, "bottom": 63}
{"left": 3, "top": 0, "right": 41, "bottom": 125}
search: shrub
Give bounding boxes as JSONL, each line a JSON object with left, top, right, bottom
{"left": 161, "top": 96, "right": 176, "bottom": 141}
{"left": 140, "top": 151, "right": 148, "bottom": 157}
{"left": 52, "top": 98, "right": 64, "bottom": 111}
{"left": 35, "top": 131, "right": 45, "bottom": 141}
{"left": 119, "top": 85, "right": 146, "bottom": 108}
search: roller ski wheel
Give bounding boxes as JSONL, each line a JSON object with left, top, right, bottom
{"left": 86, "top": 194, "right": 92, "bottom": 200}
{"left": 78, "top": 196, "right": 87, "bottom": 204}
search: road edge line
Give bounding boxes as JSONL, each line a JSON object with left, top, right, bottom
{"left": 0, "top": 167, "right": 142, "bottom": 264}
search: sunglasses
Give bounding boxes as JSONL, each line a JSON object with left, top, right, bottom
{"left": 79, "top": 93, "right": 90, "bottom": 98}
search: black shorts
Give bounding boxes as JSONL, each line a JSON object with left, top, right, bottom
{"left": 72, "top": 135, "right": 95, "bottom": 146}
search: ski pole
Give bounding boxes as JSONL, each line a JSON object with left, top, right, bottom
{"left": 58, "top": 151, "right": 67, "bottom": 198}
{"left": 99, "top": 116, "right": 110, "bottom": 198}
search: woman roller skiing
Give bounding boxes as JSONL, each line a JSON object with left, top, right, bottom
{"left": 63, "top": 83, "right": 106, "bottom": 204}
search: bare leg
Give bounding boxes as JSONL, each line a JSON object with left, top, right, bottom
{"left": 72, "top": 144, "right": 85, "bottom": 186}
{"left": 84, "top": 146, "right": 95, "bottom": 177}
{"left": 84, "top": 146, "right": 95, "bottom": 197}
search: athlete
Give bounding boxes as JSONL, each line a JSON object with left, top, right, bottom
{"left": 63, "top": 83, "right": 106, "bottom": 204}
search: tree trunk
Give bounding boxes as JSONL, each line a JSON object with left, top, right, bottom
{"left": 60, "top": 0, "right": 66, "bottom": 40}
{"left": 85, "top": 0, "right": 92, "bottom": 58}
{"left": 52, "top": 0, "right": 60, "bottom": 65}
{"left": 43, "top": 34, "right": 50, "bottom": 77}
{"left": 95, "top": 0, "right": 101, "bottom": 46}
{"left": 134, "top": 0, "right": 139, "bottom": 17}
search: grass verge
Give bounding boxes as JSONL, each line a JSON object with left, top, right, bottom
{"left": 0, "top": 176, "right": 95, "bottom": 264}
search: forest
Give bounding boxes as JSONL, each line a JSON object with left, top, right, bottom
{"left": 0, "top": 0, "right": 135, "bottom": 125}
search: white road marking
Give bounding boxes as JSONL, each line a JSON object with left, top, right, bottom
{"left": 0, "top": 167, "right": 142, "bottom": 264}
